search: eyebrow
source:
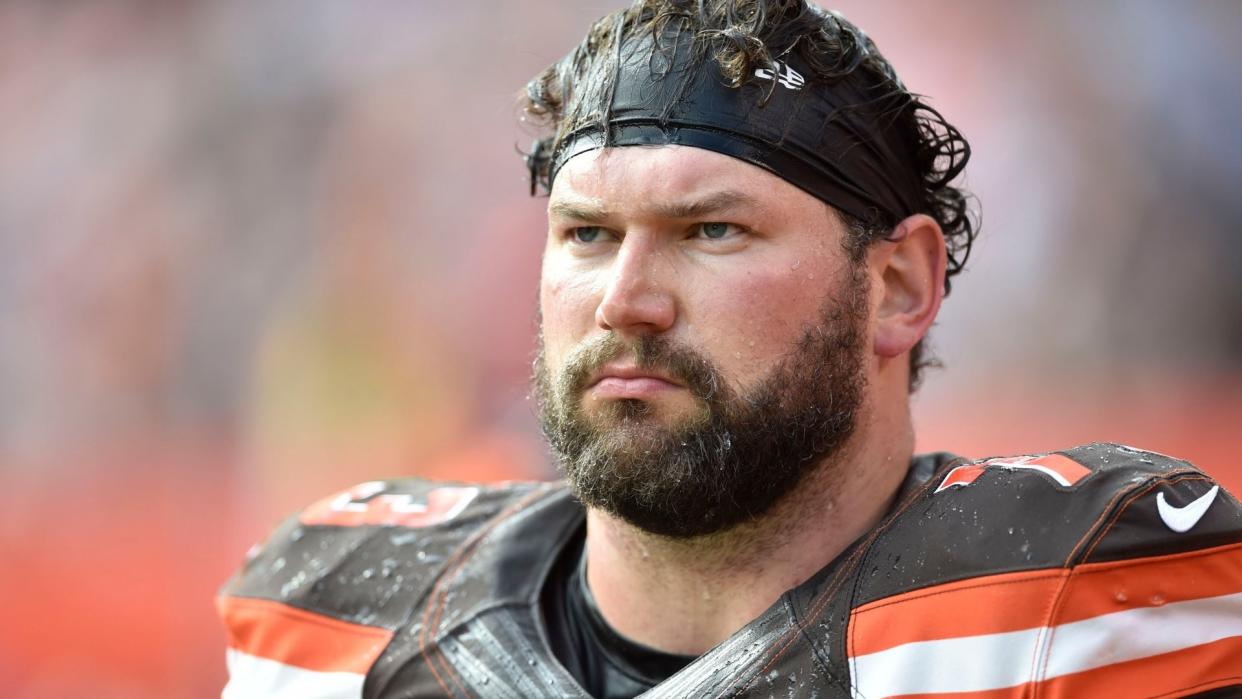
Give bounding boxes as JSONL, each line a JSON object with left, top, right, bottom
{"left": 548, "top": 190, "right": 761, "bottom": 223}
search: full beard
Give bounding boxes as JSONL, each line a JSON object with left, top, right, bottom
{"left": 535, "top": 266, "right": 869, "bottom": 539}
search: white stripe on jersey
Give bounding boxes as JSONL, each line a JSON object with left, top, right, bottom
{"left": 850, "top": 590, "right": 1242, "bottom": 697}
{"left": 223, "top": 648, "right": 364, "bottom": 699}
{"left": 1042, "top": 590, "right": 1242, "bottom": 676}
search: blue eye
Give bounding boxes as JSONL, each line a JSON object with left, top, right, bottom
{"left": 573, "top": 226, "right": 605, "bottom": 243}
{"left": 699, "top": 222, "right": 733, "bottom": 239}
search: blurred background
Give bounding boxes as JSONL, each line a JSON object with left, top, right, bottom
{"left": 1, "top": 1, "right": 1239, "bottom": 696}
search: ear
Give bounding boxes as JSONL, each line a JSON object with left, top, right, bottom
{"left": 869, "top": 214, "right": 947, "bottom": 359}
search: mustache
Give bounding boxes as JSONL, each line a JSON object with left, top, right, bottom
{"left": 558, "top": 334, "right": 723, "bottom": 404}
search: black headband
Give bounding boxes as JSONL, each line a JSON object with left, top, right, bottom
{"left": 547, "top": 28, "right": 924, "bottom": 228}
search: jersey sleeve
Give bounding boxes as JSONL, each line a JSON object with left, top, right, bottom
{"left": 217, "top": 479, "right": 499, "bottom": 698}
{"left": 844, "top": 443, "right": 1242, "bottom": 699}
{"left": 1038, "top": 453, "right": 1242, "bottom": 696}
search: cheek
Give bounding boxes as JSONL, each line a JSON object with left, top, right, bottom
{"left": 689, "top": 264, "right": 838, "bottom": 364}
{"left": 539, "top": 264, "right": 602, "bottom": 356}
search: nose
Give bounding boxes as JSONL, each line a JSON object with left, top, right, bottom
{"left": 595, "top": 236, "right": 676, "bottom": 336}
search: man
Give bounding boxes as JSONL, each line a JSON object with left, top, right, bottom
{"left": 219, "top": 2, "right": 1242, "bottom": 697}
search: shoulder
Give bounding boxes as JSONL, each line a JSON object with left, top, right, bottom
{"left": 923, "top": 442, "right": 1240, "bottom": 564}
{"left": 852, "top": 442, "right": 1241, "bottom": 605}
{"left": 845, "top": 443, "right": 1242, "bottom": 698}
{"left": 222, "top": 478, "right": 553, "bottom": 609}
{"left": 217, "top": 477, "right": 568, "bottom": 696}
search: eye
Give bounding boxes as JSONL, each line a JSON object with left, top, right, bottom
{"left": 696, "top": 222, "right": 740, "bottom": 240}
{"left": 571, "top": 226, "right": 609, "bottom": 243}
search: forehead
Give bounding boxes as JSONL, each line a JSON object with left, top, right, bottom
{"left": 549, "top": 145, "right": 828, "bottom": 223}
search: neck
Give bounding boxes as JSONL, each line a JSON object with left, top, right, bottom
{"left": 583, "top": 415, "right": 913, "bottom": 656}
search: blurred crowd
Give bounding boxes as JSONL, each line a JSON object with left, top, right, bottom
{"left": 1, "top": 1, "right": 1239, "bottom": 696}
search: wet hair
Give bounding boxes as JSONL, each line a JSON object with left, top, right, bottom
{"left": 521, "top": 0, "right": 976, "bottom": 390}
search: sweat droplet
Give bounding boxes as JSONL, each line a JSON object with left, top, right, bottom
{"left": 791, "top": 260, "right": 802, "bottom": 270}
{"left": 1150, "top": 594, "right": 1165, "bottom": 606}
{"left": 1114, "top": 591, "right": 1128, "bottom": 603}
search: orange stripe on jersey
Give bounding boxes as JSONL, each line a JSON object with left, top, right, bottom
{"left": 848, "top": 545, "right": 1242, "bottom": 697}
{"left": 218, "top": 595, "right": 393, "bottom": 674}
{"left": 935, "top": 454, "right": 1092, "bottom": 494}
{"left": 1021, "top": 454, "right": 1090, "bottom": 487}
{"left": 934, "top": 464, "right": 987, "bottom": 493}
{"left": 982, "top": 453, "right": 1092, "bottom": 488}
{"left": 1038, "top": 634, "right": 1242, "bottom": 698}
{"left": 1053, "top": 541, "right": 1242, "bottom": 625}
{"left": 849, "top": 568, "right": 1069, "bottom": 657}
{"left": 849, "top": 545, "right": 1242, "bottom": 660}
{"left": 849, "top": 590, "right": 1242, "bottom": 698}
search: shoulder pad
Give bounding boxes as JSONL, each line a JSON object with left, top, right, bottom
{"left": 840, "top": 445, "right": 1242, "bottom": 698}
{"left": 221, "top": 478, "right": 545, "bottom": 629}
{"left": 854, "top": 443, "right": 1241, "bottom": 605}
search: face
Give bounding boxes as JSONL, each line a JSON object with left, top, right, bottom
{"left": 536, "top": 145, "right": 872, "bottom": 537}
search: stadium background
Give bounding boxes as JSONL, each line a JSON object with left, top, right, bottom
{"left": 1, "top": 1, "right": 1239, "bottom": 696}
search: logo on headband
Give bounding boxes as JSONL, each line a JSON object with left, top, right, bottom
{"left": 754, "top": 61, "right": 805, "bottom": 90}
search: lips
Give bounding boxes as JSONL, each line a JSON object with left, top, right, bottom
{"left": 586, "top": 364, "right": 683, "bottom": 400}
{"left": 588, "top": 364, "right": 681, "bottom": 387}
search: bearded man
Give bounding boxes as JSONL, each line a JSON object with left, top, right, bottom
{"left": 218, "top": 2, "right": 1242, "bottom": 697}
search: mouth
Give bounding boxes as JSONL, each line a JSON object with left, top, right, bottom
{"left": 586, "top": 364, "right": 684, "bottom": 400}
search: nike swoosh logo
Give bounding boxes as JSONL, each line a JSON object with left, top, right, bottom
{"left": 1156, "top": 485, "right": 1219, "bottom": 533}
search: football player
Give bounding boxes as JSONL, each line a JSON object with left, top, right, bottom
{"left": 219, "top": 2, "right": 1242, "bottom": 696}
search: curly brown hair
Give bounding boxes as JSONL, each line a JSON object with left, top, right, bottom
{"left": 521, "top": 0, "right": 977, "bottom": 390}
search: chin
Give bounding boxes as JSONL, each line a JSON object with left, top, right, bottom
{"left": 586, "top": 398, "right": 709, "bottom": 432}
